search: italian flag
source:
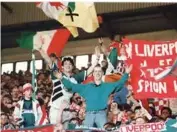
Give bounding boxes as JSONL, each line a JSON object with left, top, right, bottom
{"left": 16, "top": 29, "right": 70, "bottom": 58}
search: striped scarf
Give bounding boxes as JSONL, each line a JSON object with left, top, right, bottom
{"left": 51, "top": 79, "right": 64, "bottom": 102}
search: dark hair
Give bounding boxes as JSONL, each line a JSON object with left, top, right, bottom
{"left": 93, "top": 64, "right": 103, "bottom": 71}
{"left": 49, "top": 53, "right": 57, "bottom": 58}
{"left": 161, "top": 107, "right": 172, "bottom": 116}
{"left": 109, "top": 34, "right": 115, "bottom": 41}
{"left": 62, "top": 57, "right": 74, "bottom": 66}
{"left": 149, "top": 107, "right": 156, "bottom": 116}
{"left": 37, "top": 98, "right": 44, "bottom": 106}
{"left": 3, "top": 95, "right": 12, "bottom": 100}
{"left": 1, "top": 113, "right": 8, "bottom": 118}
{"left": 104, "top": 122, "right": 116, "bottom": 130}
{"left": 118, "top": 104, "right": 131, "bottom": 111}
{"left": 134, "top": 106, "right": 141, "bottom": 112}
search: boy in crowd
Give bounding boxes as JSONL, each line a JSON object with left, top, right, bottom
{"left": 13, "top": 83, "right": 43, "bottom": 128}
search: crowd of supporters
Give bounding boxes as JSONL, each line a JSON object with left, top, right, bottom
{"left": 1, "top": 67, "right": 177, "bottom": 131}
{"left": 1, "top": 39, "right": 177, "bottom": 131}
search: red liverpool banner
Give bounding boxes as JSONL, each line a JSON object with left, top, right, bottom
{"left": 123, "top": 39, "right": 177, "bottom": 99}
{"left": 2, "top": 124, "right": 54, "bottom": 132}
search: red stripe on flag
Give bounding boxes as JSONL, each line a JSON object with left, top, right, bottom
{"left": 49, "top": 2, "right": 65, "bottom": 8}
{"left": 140, "top": 99, "right": 149, "bottom": 110}
{"left": 47, "top": 29, "right": 70, "bottom": 57}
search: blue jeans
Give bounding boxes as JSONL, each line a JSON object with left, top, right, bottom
{"left": 83, "top": 110, "right": 107, "bottom": 132}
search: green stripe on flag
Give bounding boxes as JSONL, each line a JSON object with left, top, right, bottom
{"left": 68, "top": 2, "right": 75, "bottom": 12}
{"left": 16, "top": 32, "right": 36, "bottom": 50}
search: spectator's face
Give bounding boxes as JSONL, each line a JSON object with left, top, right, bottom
{"left": 5, "top": 76, "right": 11, "bottom": 81}
{"left": 37, "top": 92, "right": 44, "bottom": 99}
{"left": 39, "top": 74, "right": 45, "bottom": 80}
{"left": 2, "top": 97, "right": 11, "bottom": 106}
{"left": 93, "top": 66, "right": 103, "bottom": 81}
{"left": 72, "top": 95, "right": 82, "bottom": 105}
{"left": 101, "top": 61, "right": 107, "bottom": 68}
{"left": 1, "top": 115, "right": 8, "bottom": 125}
{"left": 73, "top": 93, "right": 79, "bottom": 98}
{"left": 127, "top": 111, "right": 134, "bottom": 119}
{"left": 24, "top": 89, "right": 32, "bottom": 99}
{"left": 135, "top": 109, "right": 142, "bottom": 118}
{"left": 12, "top": 87, "right": 19, "bottom": 98}
{"left": 120, "top": 47, "right": 126, "bottom": 56}
{"left": 110, "top": 102, "right": 118, "bottom": 111}
{"left": 161, "top": 109, "right": 170, "bottom": 120}
{"left": 8, "top": 115, "right": 14, "bottom": 124}
{"left": 63, "top": 61, "right": 73, "bottom": 73}
{"left": 18, "top": 86, "right": 23, "bottom": 93}
{"left": 135, "top": 117, "right": 146, "bottom": 124}
{"left": 50, "top": 56, "right": 56, "bottom": 62}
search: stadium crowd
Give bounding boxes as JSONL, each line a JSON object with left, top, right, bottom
{"left": 1, "top": 39, "right": 177, "bottom": 131}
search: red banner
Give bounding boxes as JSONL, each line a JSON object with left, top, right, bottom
{"left": 2, "top": 124, "right": 54, "bottom": 132}
{"left": 123, "top": 38, "right": 177, "bottom": 99}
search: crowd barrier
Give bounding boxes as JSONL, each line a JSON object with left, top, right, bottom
{"left": 3, "top": 121, "right": 176, "bottom": 132}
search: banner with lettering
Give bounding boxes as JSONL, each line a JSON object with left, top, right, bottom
{"left": 2, "top": 124, "right": 54, "bottom": 132}
{"left": 123, "top": 39, "right": 177, "bottom": 98}
{"left": 2, "top": 120, "right": 177, "bottom": 132}
{"left": 74, "top": 122, "right": 165, "bottom": 132}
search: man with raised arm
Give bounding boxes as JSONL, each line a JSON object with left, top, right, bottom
{"left": 54, "top": 64, "right": 132, "bottom": 130}
{"left": 38, "top": 49, "right": 99, "bottom": 127}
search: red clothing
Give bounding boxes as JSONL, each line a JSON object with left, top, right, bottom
{"left": 57, "top": 60, "right": 62, "bottom": 71}
{"left": 108, "top": 41, "right": 120, "bottom": 55}
{"left": 39, "top": 105, "right": 48, "bottom": 125}
{"left": 82, "top": 76, "right": 94, "bottom": 84}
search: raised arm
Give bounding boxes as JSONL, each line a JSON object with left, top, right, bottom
{"left": 112, "top": 73, "right": 129, "bottom": 91}
{"left": 38, "top": 49, "right": 52, "bottom": 68}
{"left": 107, "top": 65, "right": 133, "bottom": 93}
{"left": 86, "top": 54, "right": 100, "bottom": 76}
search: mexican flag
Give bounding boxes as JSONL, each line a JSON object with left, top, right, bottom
{"left": 16, "top": 29, "right": 70, "bottom": 58}
{"left": 36, "top": 2, "right": 99, "bottom": 37}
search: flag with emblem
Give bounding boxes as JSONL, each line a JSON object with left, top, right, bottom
{"left": 36, "top": 2, "right": 99, "bottom": 37}
{"left": 154, "top": 98, "right": 169, "bottom": 115}
{"left": 16, "top": 29, "right": 70, "bottom": 59}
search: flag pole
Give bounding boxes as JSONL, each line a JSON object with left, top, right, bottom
{"left": 32, "top": 50, "right": 36, "bottom": 99}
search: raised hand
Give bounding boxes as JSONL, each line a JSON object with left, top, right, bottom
{"left": 125, "top": 64, "right": 133, "bottom": 74}
{"left": 98, "top": 37, "right": 104, "bottom": 45}
{"left": 53, "top": 71, "right": 62, "bottom": 80}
